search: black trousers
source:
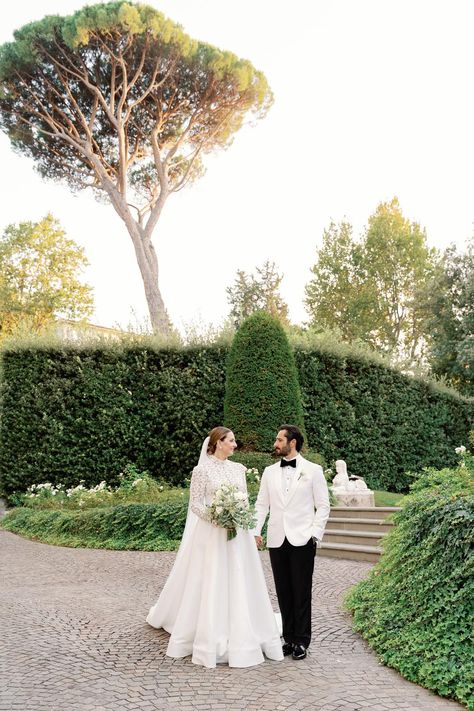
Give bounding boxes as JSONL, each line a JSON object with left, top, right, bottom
{"left": 269, "top": 537, "right": 316, "bottom": 648}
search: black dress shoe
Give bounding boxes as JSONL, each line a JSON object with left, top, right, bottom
{"left": 292, "top": 644, "right": 307, "bottom": 660}
{"left": 282, "top": 642, "right": 293, "bottom": 656}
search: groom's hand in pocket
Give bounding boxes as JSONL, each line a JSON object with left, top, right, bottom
{"left": 254, "top": 535, "right": 263, "bottom": 549}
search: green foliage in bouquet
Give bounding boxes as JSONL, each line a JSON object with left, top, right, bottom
{"left": 224, "top": 311, "right": 305, "bottom": 451}
{"left": 346, "top": 451, "right": 474, "bottom": 708}
{"left": 207, "top": 482, "right": 256, "bottom": 540}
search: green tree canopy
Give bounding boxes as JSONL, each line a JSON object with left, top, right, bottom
{"left": 226, "top": 259, "right": 289, "bottom": 329}
{"left": 421, "top": 240, "right": 474, "bottom": 396}
{"left": 224, "top": 311, "right": 304, "bottom": 451}
{"left": 304, "top": 221, "right": 373, "bottom": 342}
{"left": 0, "top": 1, "right": 273, "bottom": 334}
{"left": 305, "top": 198, "right": 438, "bottom": 366}
{"left": 0, "top": 214, "right": 93, "bottom": 338}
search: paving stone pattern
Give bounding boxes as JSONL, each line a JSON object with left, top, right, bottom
{"left": 0, "top": 531, "right": 461, "bottom": 711}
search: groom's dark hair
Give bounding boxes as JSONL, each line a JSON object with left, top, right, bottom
{"left": 279, "top": 424, "right": 304, "bottom": 452}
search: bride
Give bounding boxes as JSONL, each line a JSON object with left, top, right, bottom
{"left": 146, "top": 426, "right": 283, "bottom": 668}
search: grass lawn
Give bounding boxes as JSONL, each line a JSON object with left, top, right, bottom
{"left": 374, "top": 489, "right": 404, "bottom": 507}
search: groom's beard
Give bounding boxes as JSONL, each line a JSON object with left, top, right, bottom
{"left": 273, "top": 443, "right": 291, "bottom": 458}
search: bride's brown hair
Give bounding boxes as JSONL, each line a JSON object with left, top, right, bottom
{"left": 207, "top": 426, "right": 232, "bottom": 454}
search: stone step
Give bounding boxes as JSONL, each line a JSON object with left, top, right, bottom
{"left": 330, "top": 506, "right": 401, "bottom": 521}
{"left": 318, "top": 541, "right": 382, "bottom": 563}
{"left": 324, "top": 529, "right": 385, "bottom": 546}
{"left": 326, "top": 517, "right": 394, "bottom": 533}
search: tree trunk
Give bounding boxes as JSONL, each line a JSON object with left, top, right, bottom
{"left": 94, "top": 166, "right": 172, "bottom": 336}
{"left": 131, "top": 229, "right": 171, "bottom": 335}
{"left": 119, "top": 211, "right": 171, "bottom": 335}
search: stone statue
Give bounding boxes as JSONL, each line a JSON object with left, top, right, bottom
{"left": 333, "top": 460, "right": 350, "bottom": 489}
{"left": 331, "top": 459, "right": 374, "bottom": 507}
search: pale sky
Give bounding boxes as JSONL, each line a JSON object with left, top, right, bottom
{"left": 1, "top": 1, "right": 473, "bottom": 333}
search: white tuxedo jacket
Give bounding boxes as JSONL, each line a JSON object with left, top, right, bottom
{"left": 254, "top": 455, "right": 330, "bottom": 547}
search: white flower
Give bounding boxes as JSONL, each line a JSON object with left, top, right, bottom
{"left": 131, "top": 478, "right": 143, "bottom": 487}
{"left": 234, "top": 492, "right": 246, "bottom": 501}
{"left": 255, "top": 474, "right": 260, "bottom": 482}
{"left": 455, "top": 445, "right": 466, "bottom": 454}
{"left": 159, "top": 485, "right": 164, "bottom": 491}
{"left": 215, "top": 506, "right": 223, "bottom": 514}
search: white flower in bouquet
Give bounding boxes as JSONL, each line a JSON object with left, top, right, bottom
{"left": 207, "top": 483, "right": 257, "bottom": 540}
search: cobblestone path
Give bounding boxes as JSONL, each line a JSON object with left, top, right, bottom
{"left": 0, "top": 531, "right": 462, "bottom": 711}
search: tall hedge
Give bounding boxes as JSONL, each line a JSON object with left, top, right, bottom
{"left": 0, "top": 340, "right": 472, "bottom": 498}
{"left": 296, "top": 348, "right": 473, "bottom": 491}
{"left": 224, "top": 312, "right": 305, "bottom": 450}
{"left": 0, "top": 345, "right": 225, "bottom": 498}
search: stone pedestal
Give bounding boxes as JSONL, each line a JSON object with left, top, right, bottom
{"left": 332, "top": 490, "right": 375, "bottom": 507}
{"left": 331, "top": 460, "right": 375, "bottom": 507}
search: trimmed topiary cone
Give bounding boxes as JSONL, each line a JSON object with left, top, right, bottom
{"left": 224, "top": 311, "right": 305, "bottom": 451}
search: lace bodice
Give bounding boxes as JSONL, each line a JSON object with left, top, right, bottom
{"left": 190, "top": 456, "right": 247, "bottom": 521}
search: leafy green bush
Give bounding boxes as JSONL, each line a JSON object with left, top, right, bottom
{"left": 17, "top": 464, "right": 173, "bottom": 510}
{"left": 0, "top": 464, "right": 267, "bottom": 549}
{"left": 224, "top": 311, "right": 305, "bottom": 451}
{"left": 296, "top": 347, "right": 473, "bottom": 491}
{"left": 1, "top": 339, "right": 472, "bottom": 500}
{"left": 346, "top": 452, "right": 474, "bottom": 708}
{"left": 1, "top": 493, "right": 189, "bottom": 550}
{"left": 0, "top": 344, "right": 225, "bottom": 500}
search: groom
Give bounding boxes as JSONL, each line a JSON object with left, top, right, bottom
{"left": 254, "top": 424, "right": 330, "bottom": 660}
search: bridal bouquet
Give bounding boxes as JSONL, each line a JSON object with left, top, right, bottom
{"left": 207, "top": 483, "right": 257, "bottom": 541}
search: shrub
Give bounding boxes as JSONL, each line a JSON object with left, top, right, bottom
{"left": 17, "top": 464, "right": 172, "bottom": 510}
{"left": 1, "top": 339, "right": 472, "bottom": 500}
{"left": 1, "top": 494, "right": 190, "bottom": 551}
{"left": 0, "top": 344, "right": 225, "bottom": 500}
{"left": 296, "top": 348, "right": 473, "bottom": 491}
{"left": 224, "top": 312, "right": 305, "bottom": 451}
{"left": 346, "top": 452, "right": 474, "bottom": 708}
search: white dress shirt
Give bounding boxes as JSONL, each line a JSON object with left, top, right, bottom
{"left": 281, "top": 458, "right": 298, "bottom": 496}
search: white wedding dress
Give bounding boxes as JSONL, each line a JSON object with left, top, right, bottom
{"left": 146, "top": 455, "right": 283, "bottom": 668}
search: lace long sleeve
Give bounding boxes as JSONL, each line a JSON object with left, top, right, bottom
{"left": 189, "top": 466, "right": 209, "bottom": 520}
{"left": 239, "top": 464, "right": 249, "bottom": 504}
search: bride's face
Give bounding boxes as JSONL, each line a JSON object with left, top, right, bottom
{"left": 218, "top": 431, "right": 237, "bottom": 458}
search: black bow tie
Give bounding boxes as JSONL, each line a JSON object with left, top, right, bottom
{"left": 280, "top": 458, "right": 297, "bottom": 468}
